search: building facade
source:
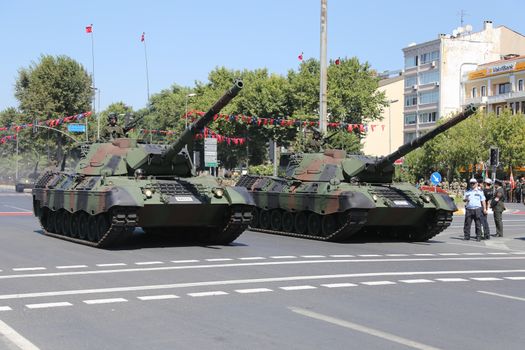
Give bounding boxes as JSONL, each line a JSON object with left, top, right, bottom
{"left": 402, "top": 21, "right": 525, "bottom": 143}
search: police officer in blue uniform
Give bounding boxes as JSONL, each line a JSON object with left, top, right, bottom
{"left": 463, "top": 178, "right": 487, "bottom": 241}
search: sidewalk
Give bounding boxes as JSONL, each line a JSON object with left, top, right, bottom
{"left": 454, "top": 202, "right": 525, "bottom": 215}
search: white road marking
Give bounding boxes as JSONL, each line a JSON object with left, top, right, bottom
{"left": 96, "top": 263, "right": 127, "bottom": 267}
{"left": 188, "top": 291, "right": 228, "bottom": 297}
{"left": 385, "top": 254, "right": 409, "bottom": 257}
{"left": 289, "top": 307, "right": 441, "bottom": 350}
{"left": 3, "top": 268, "right": 525, "bottom": 300}
{"left": 361, "top": 281, "right": 396, "bottom": 286}
{"left": 280, "top": 285, "right": 317, "bottom": 291}
{"left": 478, "top": 291, "right": 525, "bottom": 302}
{"left": 238, "top": 257, "right": 265, "bottom": 260}
{"left": 471, "top": 277, "right": 502, "bottom": 281}
{"left": 511, "top": 252, "right": 525, "bottom": 255}
{"left": 135, "top": 261, "right": 163, "bottom": 265}
{"left": 56, "top": 265, "right": 88, "bottom": 269}
{"left": 0, "top": 319, "right": 41, "bottom": 350}
{"left": 137, "top": 295, "right": 180, "bottom": 301}
{"left": 463, "top": 253, "right": 483, "bottom": 256}
{"left": 26, "top": 302, "right": 72, "bottom": 309}
{"left": 171, "top": 260, "right": 199, "bottom": 263}
{"left": 13, "top": 267, "right": 46, "bottom": 271}
{"left": 487, "top": 252, "right": 509, "bottom": 255}
{"left": 270, "top": 256, "right": 296, "bottom": 259}
{"left": 321, "top": 283, "right": 357, "bottom": 288}
{"left": 329, "top": 255, "right": 354, "bottom": 258}
{"left": 300, "top": 255, "right": 325, "bottom": 258}
{"left": 504, "top": 276, "right": 525, "bottom": 280}
{"left": 83, "top": 298, "right": 128, "bottom": 304}
{"left": 438, "top": 253, "right": 460, "bottom": 256}
{"left": 205, "top": 258, "right": 233, "bottom": 262}
{"left": 359, "top": 254, "right": 382, "bottom": 257}
{"left": 435, "top": 278, "right": 468, "bottom": 282}
{"left": 0, "top": 306, "right": 12, "bottom": 311}
{"left": 235, "top": 288, "right": 273, "bottom": 294}
{"left": 413, "top": 254, "right": 435, "bottom": 256}
{"left": 399, "top": 279, "right": 434, "bottom": 284}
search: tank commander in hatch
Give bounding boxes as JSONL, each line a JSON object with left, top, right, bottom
{"left": 100, "top": 113, "right": 125, "bottom": 141}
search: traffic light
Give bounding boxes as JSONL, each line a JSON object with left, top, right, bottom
{"left": 489, "top": 147, "right": 499, "bottom": 167}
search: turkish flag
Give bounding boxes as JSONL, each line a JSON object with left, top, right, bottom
{"left": 298, "top": 52, "right": 303, "bottom": 61}
{"left": 510, "top": 167, "right": 516, "bottom": 190}
{"left": 335, "top": 58, "right": 340, "bottom": 65}
{"left": 141, "top": 32, "right": 145, "bottom": 42}
{"left": 85, "top": 25, "right": 92, "bottom": 33}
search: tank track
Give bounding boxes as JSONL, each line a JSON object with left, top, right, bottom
{"left": 407, "top": 210, "right": 453, "bottom": 242}
{"left": 250, "top": 209, "right": 368, "bottom": 242}
{"left": 35, "top": 202, "right": 138, "bottom": 248}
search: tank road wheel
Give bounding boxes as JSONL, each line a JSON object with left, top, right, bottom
{"left": 55, "top": 210, "right": 65, "bottom": 235}
{"left": 259, "top": 210, "right": 271, "bottom": 229}
{"left": 250, "top": 208, "right": 260, "bottom": 228}
{"left": 47, "top": 210, "right": 57, "bottom": 233}
{"left": 63, "top": 211, "right": 73, "bottom": 237}
{"left": 87, "top": 215, "right": 99, "bottom": 242}
{"left": 270, "top": 210, "right": 283, "bottom": 231}
{"left": 282, "top": 212, "right": 294, "bottom": 232}
{"left": 307, "top": 213, "right": 321, "bottom": 236}
{"left": 39, "top": 207, "right": 49, "bottom": 231}
{"left": 77, "top": 212, "right": 89, "bottom": 240}
{"left": 321, "top": 214, "right": 338, "bottom": 237}
{"left": 96, "top": 214, "right": 111, "bottom": 241}
{"left": 294, "top": 212, "right": 308, "bottom": 234}
{"left": 70, "top": 213, "right": 79, "bottom": 238}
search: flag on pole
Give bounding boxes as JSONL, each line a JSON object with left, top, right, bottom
{"left": 85, "top": 24, "right": 93, "bottom": 33}
{"left": 141, "top": 32, "right": 145, "bottom": 42}
{"left": 298, "top": 52, "right": 303, "bottom": 61}
{"left": 335, "top": 58, "right": 341, "bottom": 65}
{"left": 510, "top": 166, "right": 516, "bottom": 190}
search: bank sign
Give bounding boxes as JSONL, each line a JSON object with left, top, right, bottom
{"left": 468, "top": 60, "right": 525, "bottom": 80}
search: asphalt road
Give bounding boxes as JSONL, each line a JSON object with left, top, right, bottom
{"left": 1, "top": 189, "right": 524, "bottom": 350}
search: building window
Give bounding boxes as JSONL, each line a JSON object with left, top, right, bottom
{"left": 418, "top": 112, "right": 437, "bottom": 124}
{"left": 481, "top": 85, "right": 486, "bottom": 97}
{"left": 405, "top": 94, "right": 417, "bottom": 106}
{"left": 519, "top": 79, "right": 524, "bottom": 91}
{"left": 404, "top": 114, "right": 417, "bottom": 125}
{"left": 405, "top": 55, "right": 418, "bottom": 68}
{"left": 496, "top": 106, "right": 502, "bottom": 115}
{"left": 498, "top": 83, "right": 511, "bottom": 94}
{"left": 404, "top": 132, "right": 416, "bottom": 143}
{"left": 405, "top": 75, "right": 417, "bottom": 88}
{"left": 420, "top": 50, "right": 439, "bottom": 64}
{"left": 472, "top": 87, "right": 477, "bottom": 98}
{"left": 430, "top": 50, "right": 439, "bottom": 60}
{"left": 419, "top": 91, "right": 438, "bottom": 105}
{"left": 419, "top": 70, "right": 439, "bottom": 85}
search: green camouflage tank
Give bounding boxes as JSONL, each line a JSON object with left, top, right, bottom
{"left": 32, "top": 79, "right": 254, "bottom": 248}
{"left": 237, "top": 104, "right": 477, "bottom": 242}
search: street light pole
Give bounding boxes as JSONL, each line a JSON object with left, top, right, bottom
{"left": 185, "top": 93, "right": 197, "bottom": 128}
{"left": 388, "top": 99, "right": 399, "bottom": 153}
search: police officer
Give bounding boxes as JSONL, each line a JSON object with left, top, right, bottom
{"left": 491, "top": 180, "right": 506, "bottom": 237}
{"left": 463, "top": 178, "right": 487, "bottom": 241}
{"left": 100, "top": 113, "right": 125, "bottom": 141}
{"left": 480, "top": 178, "right": 492, "bottom": 239}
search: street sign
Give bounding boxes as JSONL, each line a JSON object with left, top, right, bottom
{"left": 430, "top": 172, "right": 442, "bottom": 185}
{"left": 67, "top": 123, "right": 86, "bottom": 133}
{"left": 204, "top": 138, "right": 218, "bottom": 167}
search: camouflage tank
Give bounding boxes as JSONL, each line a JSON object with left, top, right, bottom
{"left": 32, "top": 79, "right": 254, "bottom": 248}
{"left": 237, "top": 104, "right": 477, "bottom": 242}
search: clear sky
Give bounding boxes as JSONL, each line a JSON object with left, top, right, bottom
{"left": 1, "top": 0, "right": 524, "bottom": 113}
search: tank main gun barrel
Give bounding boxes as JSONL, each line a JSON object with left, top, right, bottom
{"left": 162, "top": 79, "right": 243, "bottom": 161}
{"left": 376, "top": 104, "right": 478, "bottom": 169}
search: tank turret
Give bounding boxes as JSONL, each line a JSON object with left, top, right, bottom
{"left": 76, "top": 79, "right": 243, "bottom": 178}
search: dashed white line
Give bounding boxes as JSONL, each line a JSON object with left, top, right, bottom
{"left": 361, "top": 281, "right": 396, "bottom": 286}
{"left": 13, "top": 267, "right": 46, "bottom": 271}
{"left": 300, "top": 255, "right": 325, "bottom": 258}
{"left": 83, "top": 298, "right": 128, "bottom": 304}
{"left": 511, "top": 252, "right": 525, "bottom": 255}
{"left": 329, "top": 254, "right": 354, "bottom": 258}
{"left": 478, "top": 291, "right": 525, "bottom": 302}
{"left": 96, "top": 263, "right": 127, "bottom": 267}
{"left": 0, "top": 319, "right": 40, "bottom": 350}
{"left": 26, "top": 302, "right": 72, "bottom": 309}
{"left": 399, "top": 279, "right": 434, "bottom": 284}
{"left": 435, "top": 278, "right": 469, "bottom": 282}
{"left": 463, "top": 253, "right": 483, "bottom": 256}
{"left": 413, "top": 254, "right": 435, "bottom": 256}
{"left": 471, "top": 277, "right": 503, "bottom": 281}
{"left": 280, "top": 285, "right": 317, "bottom": 291}
{"left": 135, "top": 261, "right": 164, "bottom": 265}
{"left": 321, "top": 283, "right": 357, "bottom": 288}
{"left": 385, "top": 254, "right": 408, "bottom": 257}
{"left": 188, "top": 291, "right": 228, "bottom": 297}
{"left": 235, "top": 288, "right": 273, "bottom": 294}
{"left": 238, "top": 257, "right": 265, "bottom": 260}
{"left": 0, "top": 306, "right": 12, "bottom": 311}
{"left": 205, "top": 258, "right": 233, "bottom": 262}
{"left": 137, "top": 294, "right": 180, "bottom": 301}
{"left": 438, "top": 253, "right": 460, "bottom": 256}
{"left": 359, "top": 254, "right": 382, "bottom": 257}
{"left": 270, "top": 256, "right": 297, "bottom": 259}
{"left": 488, "top": 252, "right": 509, "bottom": 255}
{"left": 56, "top": 265, "right": 88, "bottom": 269}
{"left": 171, "top": 259, "right": 199, "bottom": 263}
{"left": 504, "top": 276, "right": 525, "bottom": 280}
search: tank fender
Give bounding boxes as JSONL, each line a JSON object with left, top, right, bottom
{"left": 223, "top": 186, "right": 256, "bottom": 206}
{"left": 339, "top": 191, "right": 376, "bottom": 211}
{"left": 427, "top": 192, "right": 457, "bottom": 212}
{"left": 105, "top": 186, "right": 144, "bottom": 209}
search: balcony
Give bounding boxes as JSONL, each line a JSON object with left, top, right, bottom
{"left": 464, "top": 91, "right": 525, "bottom": 106}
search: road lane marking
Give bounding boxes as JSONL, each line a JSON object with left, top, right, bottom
{"left": 0, "top": 319, "right": 40, "bottom": 350}
{"left": 238, "top": 257, "right": 265, "bottom": 260}
{"left": 300, "top": 255, "right": 325, "bottom": 258}
{"left": 83, "top": 298, "right": 127, "bottom": 304}
{"left": 12, "top": 267, "right": 46, "bottom": 271}
{"left": 504, "top": 276, "right": 525, "bottom": 280}
{"left": 471, "top": 277, "right": 502, "bottom": 281}
{"left": 399, "top": 279, "right": 434, "bottom": 284}
{"left": 0, "top": 212, "right": 33, "bottom": 217}
{"left": 0, "top": 306, "right": 12, "bottom": 311}
{"left": 361, "top": 281, "right": 396, "bottom": 286}
{"left": 171, "top": 260, "right": 199, "bottom": 263}
{"left": 137, "top": 295, "right": 180, "bottom": 301}
{"left": 478, "top": 291, "right": 525, "bottom": 302}
{"left": 487, "top": 252, "right": 509, "bottom": 255}
{"left": 26, "top": 302, "right": 72, "bottom": 309}
{"left": 56, "top": 265, "right": 87, "bottom": 269}
{"left": 359, "top": 254, "right": 382, "bottom": 257}
{"left": 329, "top": 255, "right": 354, "bottom": 258}
{"left": 321, "top": 283, "right": 357, "bottom": 288}
{"left": 188, "top": 291, "right": 228, "bottom": 297}
{"left": 205, "top": 258, "right": 233, "bottom": 262}
{"left": 463, "top": 253, "right": 483, "bottom": 256}
{"left": 289, "top": 307, "right": 441, "bottom": 350}
{"left": 235, "top": 288, "right": 273, "bottom": 294}
{"left": 270, "top": 256, "right": 296, "bottom": 259}
{"left": 280, "top": 285, "right": 317, "bottom": 291}
{"left": 135, "top": 261, "right": 163, "bottom": 265}
{"left": 438, "top": 253, "right": 460, "bottom": 256}
{"left": 413, "top": 254, "right": 435, "bottom": 256}
{"left": 96, "top": 263, "right": 127, "bottom": 267}
{"left": 435, "top": 278, "right": 468, "bottom": 282}
{"left": 385, "top": 254, "right": 409, "bottom": 257}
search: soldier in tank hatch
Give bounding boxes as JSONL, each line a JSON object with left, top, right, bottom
{"left": 463, "top": 178, "right": 487, "bottom": 241}
{"left": 100, "top": 113, "right": 125, "bottom": 141}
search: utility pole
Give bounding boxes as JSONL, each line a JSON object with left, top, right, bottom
{"left": 319, "top": 0, "right": 328, "bottom": 134}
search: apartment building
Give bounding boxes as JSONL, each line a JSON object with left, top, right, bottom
{"left": 462, "top": 54, "right": 525, "bottom": 114}
{"left": 402, "top": 20, "right": 525, "bottom": 143}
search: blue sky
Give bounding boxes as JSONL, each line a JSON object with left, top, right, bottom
{"left": 1, "top": 0, "right": 524, "bottom": 113}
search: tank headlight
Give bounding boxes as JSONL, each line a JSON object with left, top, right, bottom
{"left": 372, "top": 194, "right": 378, "bottom": 202}
{"left": 423, "top": 195, "right": 431, "bottom": 203}
{"left": 213, "top": 187, "right": 224, "bottom": 198}
{"left": 144, "top": 189, "right": 153, "bottom": 198}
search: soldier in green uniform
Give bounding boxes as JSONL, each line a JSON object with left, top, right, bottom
{"left": 490, "top": 179, "right": 506, "bottom": 237}
{"left": 100, "top": 113, "right": 125, "bottom": 141}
